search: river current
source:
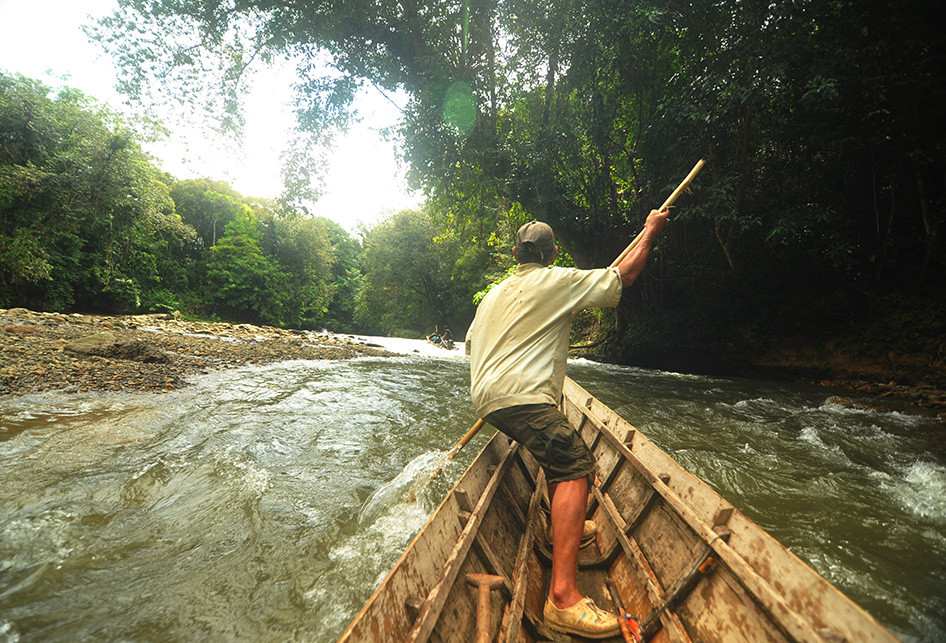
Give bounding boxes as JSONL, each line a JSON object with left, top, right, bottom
{"left": 0, "top": 338, "right": 943, "bottom": 642}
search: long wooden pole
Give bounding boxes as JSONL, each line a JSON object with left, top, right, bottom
{"left": 426, "top": 160, "right": 707, "bottom": 485}
{"left": 406, "top": 418, "right": 487, "bottom": 502}
{"left": 446, "top": 418, "right": 486, "bottom": 459}
{"left": 611, "top": 159, "right": 705, "bottom": 269}
{"left": 607, "top": 579, "right": 643, "bottom": 643}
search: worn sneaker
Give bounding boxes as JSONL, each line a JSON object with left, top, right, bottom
{"left": 547, "top": 519, "right": 597, "bottom": 548}
{"left": 543, "top": 596, "right": 621, "bottom": 639}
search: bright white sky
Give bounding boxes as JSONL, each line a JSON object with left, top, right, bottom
{"left": 0, "top": 0, "right": 423, "bottom": 232}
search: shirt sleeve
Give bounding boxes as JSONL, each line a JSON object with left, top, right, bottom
{"left": 566, "top": 266, "right": 623, "bottom": 311}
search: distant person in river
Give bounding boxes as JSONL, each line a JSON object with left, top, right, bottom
{"left": 466, "top": 210, "right": 667, "bottom": 639}
{"left": 428, "top": 326, "right": 453, "bottom": 348}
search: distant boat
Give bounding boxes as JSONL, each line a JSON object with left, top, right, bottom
{"left": 338, "top": 376, "right": 898, "bottom": 642}
{"left": 426, "top": 335, "right": 455, "bottom": 350}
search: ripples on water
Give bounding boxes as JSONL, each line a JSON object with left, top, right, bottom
{"left": 1, "top": 349, "right": 943, "bottom": 642}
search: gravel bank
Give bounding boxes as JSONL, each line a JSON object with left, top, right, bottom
{"left": 0, "top": 308, "right": 393, "bottom": 396}
{"left": 2, "top": 307, "right": 943, "bottom": 420}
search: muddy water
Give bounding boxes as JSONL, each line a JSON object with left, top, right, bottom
{"left": 1, "top": 344, "right": 943, "bottom": 642}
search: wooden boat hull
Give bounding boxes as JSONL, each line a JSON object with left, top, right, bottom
{"left": 338, "top": 377, "right": 898, "bottom": 642}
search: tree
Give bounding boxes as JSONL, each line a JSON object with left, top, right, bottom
{"left": 165, "top": 178, "right": 339, "bottom": 326}
{"left": 262, "top": 211, "right": 335, "bottom": 328}
{"left": 204, "top": 205, "right": 290, "bottom": 325}
{"left": 319, "top": 218, "right": 364, "bottom": 331}
{"left": 0, "top": 72, "right": 182, "bottom": 313}
{"left": 89, "top": 1, "right": 944, "bottom": 355}
{"left": 170, "top": 179, "right": 244, "bottom": 249}
{"left": 356, "top": 210, "right": 464, "bottom": 335}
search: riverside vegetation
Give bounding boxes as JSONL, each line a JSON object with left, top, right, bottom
{"left": 1, "top": 1, "right": 943, "bottom": 411}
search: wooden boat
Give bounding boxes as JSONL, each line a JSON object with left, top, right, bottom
{"left": 338, "top": 376, "right": 898, "bottom": 642}
{"left": 427, "top": 335, "right": 456, "bottom": 350}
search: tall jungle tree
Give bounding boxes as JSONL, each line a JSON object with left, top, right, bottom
{"left": 0, "top": 72, "right": 183, "bottom": 313}
{"left": 356, "top": 209, "right": 461, "bottom": 334}
{"left": 204, "top": 204, "right": 290, "bottom": 324}
{"left": 319, "top": 218, "right": 364, "bottom": 331}
{"left": 261, "top": 210, "right": 335, "bottom": 328}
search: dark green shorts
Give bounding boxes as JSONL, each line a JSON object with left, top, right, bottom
{"left": 485, "top": 403, "right": 596, "bottom": 484}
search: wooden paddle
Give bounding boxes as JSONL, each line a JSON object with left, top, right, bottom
{"left": 418, "top": 160, "right": 707, "bottom": 492}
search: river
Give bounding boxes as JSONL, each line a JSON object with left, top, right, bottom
{"left": 0, "top": 338, "right": 943, "bottom": 642}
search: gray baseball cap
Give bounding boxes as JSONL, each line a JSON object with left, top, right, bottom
{"left": 515, "top": 221, "right": 555, "bottom": 263}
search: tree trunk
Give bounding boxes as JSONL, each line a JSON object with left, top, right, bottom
{"left": 714, "top": 218, "right": 736, "bottom": 270}
{"left": 917, "top": 162, "right": 941, "bottom": 285}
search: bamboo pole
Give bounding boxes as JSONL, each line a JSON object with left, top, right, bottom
{"left": 611, "top": 159, "right": 705, "bottom": 269}
{"left": 446, "top": 418, "right": 487, "bottom": 460}
{"left": 406, "top": 419, "right": 487, "bottom": 502}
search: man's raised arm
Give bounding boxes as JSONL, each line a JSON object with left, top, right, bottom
{"left": 615, "top": 208, "right": 669, "bottom": 287}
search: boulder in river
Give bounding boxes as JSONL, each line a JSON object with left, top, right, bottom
{"left": 64, "top": 332, "right": 171, "bottom": 364}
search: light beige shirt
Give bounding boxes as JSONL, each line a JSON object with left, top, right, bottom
{"left": 468, "top": 263, "right": 622, "bottom": 417}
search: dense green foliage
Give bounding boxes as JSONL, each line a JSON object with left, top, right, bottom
{"left": 320, "top": 218, "right": 364, "bottom": 330}
{"left": 5, "top": 0, "right": 944, "bottom": 362}
{"left": 0, "top": 73, "right": 342, "bottom": 329}
{"left": 83, "top": 0, "right": 943, "bottom": 360}
{"left": 356, "top": 209, "right": 475, "bottom": 336}
{"left": 0, "top": 74, "right": 181, "bottom": 313}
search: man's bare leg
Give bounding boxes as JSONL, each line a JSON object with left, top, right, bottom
{"left": 547, "top": 476, "right": 588, "bottom": 608}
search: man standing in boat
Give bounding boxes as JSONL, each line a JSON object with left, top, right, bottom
{"left": 467, "top": 210, "right": 667, "bottom": 639}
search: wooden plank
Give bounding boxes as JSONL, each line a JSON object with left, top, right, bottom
{"left": 339, "top": 434, "right": 511, "bottom": 642}
{"left": 590, "top": 482, "right": 665, "bottom": 573}
{"left": 406, "top": 441, "right": 520, "bottom": 642}
{"left": 499, "top": 481, "right": 528, "bottom": 531}
{"left": 438, "top": 480, "right": 551, "bottom": 643}
{"left": 471, "top": 534, "right": 513, "bottom": 597}
{"left": 583, "top": 403, "right": 821, "bottom": 641}
{"left": 468, "top": 513, "right": 553, "bottom": 640}
{"left": 598, "top": 453, "right": 626, "bottom": 495}
{"left": 635, "top": 501, "right": 702, "bottom": 601}
{"left": 500, "top": 469, "right": 546, "bottom": 643}
{"left": 513, "top": 449, "right": 536, "bottom": 494}
{"left": 586, "top": 451, "right": 625, "bottom": 520}
{"left": 673, "top": 568, "right": 788, "bottom": 643}
{"left": 640, "top": 540, "right": 720, "bottom": 639}
{"left": 626, "top": 483, "right": 663, "bottom": 533}
{"left": 595, "top": 485, "right": 692, "bottom": 643}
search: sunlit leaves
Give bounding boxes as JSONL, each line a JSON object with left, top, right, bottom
{"left": 82, "top": 0, "right": 944, "bottom": 340}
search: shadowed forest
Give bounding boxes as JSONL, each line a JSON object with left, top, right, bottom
{"left": 2, "top": 0, "right": 943, "bottom": 388}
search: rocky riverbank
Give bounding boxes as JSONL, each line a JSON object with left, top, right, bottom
{"left": 0, "top": 308, "right": 393, "bottom": 396}
{"left": 736, "top": 338, "right": 946, "bottom": 416}
{"left": 3, "top": 307, "right": 944, "bottom": 420}
{"left": 636, "top": 341, "right": 946, "bottom": 419}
